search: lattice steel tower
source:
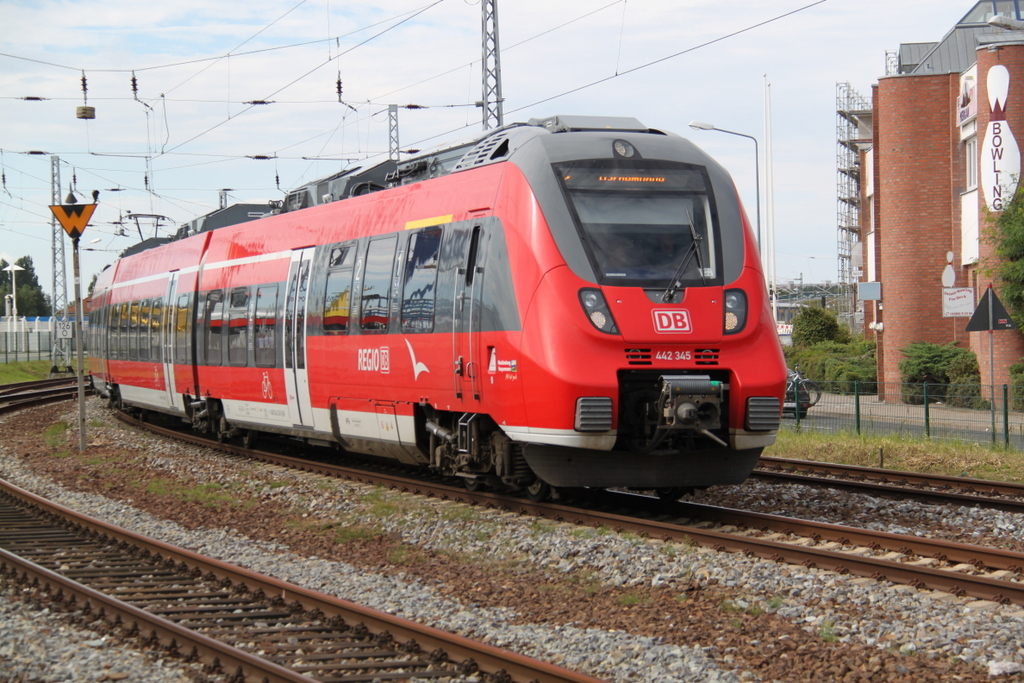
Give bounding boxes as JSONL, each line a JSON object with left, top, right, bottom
{"left": 481, "top": 0, "right": 504, "bottom": 130}
{"left": 836, "top": 83, "right": 872, "bottom": 329}
{"left": 50, "top": 155, "right": 71, "bottom": 371}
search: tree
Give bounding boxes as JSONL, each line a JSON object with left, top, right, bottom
{"left": 992, "top": 184, "right": 1024, "bottom": 329}
{"left": 791, "top": 305, "right": 850, "bottom": 347}
{"left": 0, "top": 255, "right": 52, "bottom": 317}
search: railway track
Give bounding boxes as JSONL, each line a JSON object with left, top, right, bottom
{"left": 0, "top": 377, "right": 85, "bottom": 416}
{"left": 754, "top": 455, "right": 1024, "bottom": 513}
{"left": 0, "top": 476, "right": 606, "bottom": 683}
{"left": 112, "top": 411, "right": 1024, "bottom": 610}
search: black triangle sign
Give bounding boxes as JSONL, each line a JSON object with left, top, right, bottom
{"left": 966, "top": 287, "right": 1017, "bottom": 332}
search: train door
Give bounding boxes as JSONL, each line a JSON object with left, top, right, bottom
{"left": 160, "top": 272, "right": 181, "bottom": 412}
{"left": 452, "top": 225, "right": 483, "bottom": 402}
{"left": 283, "top": 247, "right": 315, "bottom": 428}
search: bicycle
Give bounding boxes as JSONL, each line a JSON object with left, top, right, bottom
{"left": 784, "top": 365, "right": 821, "bottom": 416}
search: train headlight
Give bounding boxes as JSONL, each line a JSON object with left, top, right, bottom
{"left": 579, "top": 288, "right": 619, "bottom": 334}
{"left": 723, "top": 288, "right": 747, "bottom": 335}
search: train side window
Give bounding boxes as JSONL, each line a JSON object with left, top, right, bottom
{"left": 360, "top": 235, "right": 397, "bottom": 332}
{"left": 228, "top": 287, "right": 249, "bottom": 366}
{"left": 138, "top": 301, "right": 151, "bottom": 362}
{"left": 128, "top": 301, "right": 140, "bottom": 361}
{"left": 324, "top": 245, "right": 355, "bottom": 335}
{"left": 204, "top": 290, "right": 224, "bottom": 366}
{"left": 401, "top": 227, "right": 442, "bottom": 333}
{"left": 107, "top": 305, "right": 119, "bottom": 360}
{"left": 254, "top": 285, "right": 278, "bottom": 368}
{"left": 116, "top": 303, "right": 128, "bottom": 361}
{"left": 151, "top": 299, "right": 163, "bottom": 363}
{"left": 174, "top": 294, "right": 190, "bottom": 365}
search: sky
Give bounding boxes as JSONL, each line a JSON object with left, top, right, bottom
{"left": 0, "top": 0, "right": 984, "bottom": 303}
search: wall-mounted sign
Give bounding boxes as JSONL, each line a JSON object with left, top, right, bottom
{"left": 959, "top": 76, "right": 977, "bottom": 125}
{"left": 942, "top": 287, "right": 974, "bottom": 317}
{"left": 981, "top": 65, "right": 1021, "bottom": 211}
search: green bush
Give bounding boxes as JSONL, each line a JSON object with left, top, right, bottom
{"left": 791, "top": 306, "right": 851, "bottom": 347}
{"left": 1011, "top": 360, "right": 1024, "bottom": 411}
{"left": 783, "top": 339, "right": 876, "bottom": 393}
{"left": 898, "top": 342, "right": 981, "bottom": 405}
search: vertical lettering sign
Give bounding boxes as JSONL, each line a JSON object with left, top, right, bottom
{"left": 981, "top": 65, "right": 1021, "bottom": 211}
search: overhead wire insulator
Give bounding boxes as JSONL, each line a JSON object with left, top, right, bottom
{"left": 80, "top": 71, "right": 88, "bottom": 104}
{"left": 336, "top": 74, "right": 343, "bottom": 102}
{"left": 144, "top": 174, "right": 149, "bottom": 190}
{"left": 131, "top": 71, "right": 139, "bottom": 99}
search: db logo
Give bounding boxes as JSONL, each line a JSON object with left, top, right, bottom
{"left": 653, "top": 309, "right": 692, "bottom": 334}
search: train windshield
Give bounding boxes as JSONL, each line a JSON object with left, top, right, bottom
{"left": 556, "top": 161, "right": 718, "bottom": 287}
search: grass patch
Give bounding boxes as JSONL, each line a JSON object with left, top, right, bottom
{"left": 143, "top": 478, "right": 239, "bottom": 507}
{"left": 43, "top": 422, "right": 70, "bottom": 450}
{"left": 616, "top": 591, "right": 645, "bottom": 607}
{"left": 820, "top": 619, "right": 838, "bottom": 642}
{"left": 766, "top": 427, "right": 1024, "bottom": 482}
{"left": 334, "top": 523, "right": 379, "bottom": 544}
{"left": 441, "top": 505, "right": 480, "bottom": 522}
{"left": 0, "top": 360, "right": 55, "bottom": 385}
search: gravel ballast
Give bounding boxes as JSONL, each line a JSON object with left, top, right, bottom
{"left": 1, "top": 398, "right": 1023, "bottom": 682}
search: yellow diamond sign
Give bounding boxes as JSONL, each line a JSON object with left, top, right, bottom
{"left": 49, "top": 203, "right": 96, "bottom": 240}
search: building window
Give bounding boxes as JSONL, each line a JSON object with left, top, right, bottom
{"left": 966, "top": 136, "right": 978, "bottom": 189}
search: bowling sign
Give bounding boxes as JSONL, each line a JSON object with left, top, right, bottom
{"left": 981, "top": 65, "right": 1021, "bottom": 212}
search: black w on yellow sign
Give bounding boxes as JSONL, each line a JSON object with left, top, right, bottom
{"left": 49, "top": 203, "right": 96, "bottom": 240}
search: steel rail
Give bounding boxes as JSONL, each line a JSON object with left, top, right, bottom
{"left": 115, "top": 412, "right": 1024, "bottom": 607}
{"left": 0, "top": 545, "right": 312, "bottom": 683}
{"left": 0, "top": 476, "right": 607, "bottom": 683}
{"left": 756, "top": 456, "right": 1024, "bottom": 512}
{"left": 0, "top": 377, "right": 77, "bottom": 396}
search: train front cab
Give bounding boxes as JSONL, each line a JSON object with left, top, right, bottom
{"left": 503, "top": 123, "right": 787, "bottom": 490}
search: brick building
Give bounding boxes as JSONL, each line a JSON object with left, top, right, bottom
{"left": 854, "top": 0, "right": 1024, "bottom": 394}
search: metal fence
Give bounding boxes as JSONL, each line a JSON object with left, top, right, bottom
{"left": 0, "top": 330, "right": 63, "bottom": 363}
{"left": 786, "top": 380, "right": 1024, "bottom": 450}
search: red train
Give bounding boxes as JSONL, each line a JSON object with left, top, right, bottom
{"left": 88, "top": 115, "right": 787, "bottom": 500}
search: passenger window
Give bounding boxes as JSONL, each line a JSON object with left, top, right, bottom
{"left": 325, "top": 245, "right": 355, "bottom": 334}
{"left": 204, "top": 290, "right": 224, "bottom": 365}
{"left": 228, "top": 287, "right": 249, "bottom": 366}
{"left": 138, "top": 301, "right": 151, "bottom": 362}
{"left": 401, "top": 228, "right": 442, "bottom": 333}
{"left": 254, "top": 285, "right": 278, "bottom": 368}
{"left": 360, "top": 236, "right": 397, "bottom": 332}
{"left": 128, "top": 301, "right": 140, "bottom": 361}
{"left": 150, "top": 299, "right": 163, "bottom": 363}
{"left": 174, "top": 294, "right": 189, "bottom": 365}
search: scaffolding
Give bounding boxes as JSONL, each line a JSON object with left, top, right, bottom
{"left": 836, "top": 82, "right": 872, "bottom": 330}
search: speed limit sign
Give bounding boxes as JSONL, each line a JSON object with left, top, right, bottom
{"left": 57, "top": 321, "right": 74, "bottom": 339}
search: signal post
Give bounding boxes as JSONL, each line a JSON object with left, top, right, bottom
{"left": 49, "top": 196, "right": 96, "bottom": 452}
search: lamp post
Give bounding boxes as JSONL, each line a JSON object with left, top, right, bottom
{"left": 3, "top": 263, "right": 25, "bottom": 346}
{"left": 688, "top": 121, "right": 761, "bottom": 254}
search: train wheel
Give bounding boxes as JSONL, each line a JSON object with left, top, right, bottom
{"left": 215, "top": 416, "right": 230, "bottom": 443}
{"left": 524, "top": 479, "right": 551, "bottom": 503}
{"left": 655, "top": 487, "right": 692, "bottom": 502}
{"left": 463, "top": 477, "right": 487, "bottom": 492}
{"left": 242, "top": 430, "right": 258, "bottom": 450}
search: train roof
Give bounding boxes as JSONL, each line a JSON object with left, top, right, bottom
{"left": 147, "top": 115, "right": 665, "bottom": 255}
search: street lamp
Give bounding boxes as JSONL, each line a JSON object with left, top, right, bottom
{"left": 3, "top": 263, "right": 25, "bottom": 337}
{"left": 688, "top": 121, "right": 761, "bottom": 255}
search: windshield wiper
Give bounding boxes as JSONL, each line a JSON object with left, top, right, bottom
{"left": 661, "top": 210, "right": 706, "bottom": 302}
